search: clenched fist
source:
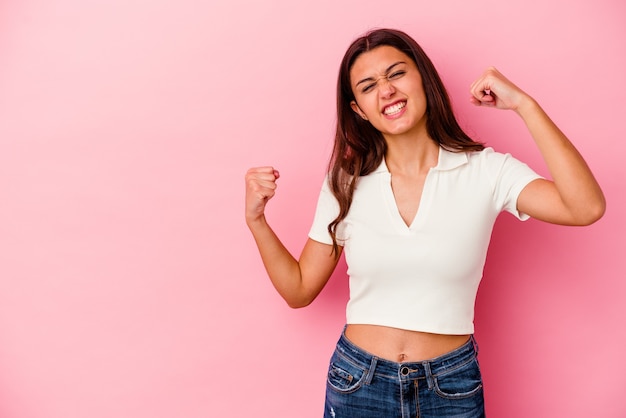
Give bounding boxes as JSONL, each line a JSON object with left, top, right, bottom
{"left": 469, "top": 67, "right": 531, "bottom": 111}
{"left": 245, "top": 166, "right": 280, "bottom": 225}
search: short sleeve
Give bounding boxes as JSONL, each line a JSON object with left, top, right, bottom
{"left": 308, "top": 177, "right": 346, "bottom": 245}
{"left": 484, "top": 148, "right": 543, "bottom": 221}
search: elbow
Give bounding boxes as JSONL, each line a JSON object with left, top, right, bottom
{"left": 588, "top": 201, "right": 606, "bottom": 225}
{"left": 284, "top": 292, "right": 317, "bottom": 309}
{"left": 286, "top": 298, "right": 314, "bottom": 309}
{"left": 287, "top": 302, "right": 310, "bottom": 309}
{"left": 574, "top": 198, "right": 606, "bottom": 226}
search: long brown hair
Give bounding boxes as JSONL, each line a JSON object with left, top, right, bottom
{"left": 327, "top": 28, "right": 484, "bottom": 255}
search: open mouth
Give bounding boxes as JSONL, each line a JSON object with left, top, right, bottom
{"left": 383, "top": 101, "right": 406, "bottom": 116}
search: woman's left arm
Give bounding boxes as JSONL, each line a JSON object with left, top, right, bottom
{"left": 470, "top": 67, "right": 606, "bottom": 225}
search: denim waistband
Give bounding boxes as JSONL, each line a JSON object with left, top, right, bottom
{"left": 334, "top": 327, "right": 478, "bottom": 381}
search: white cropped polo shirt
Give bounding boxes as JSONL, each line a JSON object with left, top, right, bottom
{"left": 308, "top": 147, "right": 542, "bottom": 335}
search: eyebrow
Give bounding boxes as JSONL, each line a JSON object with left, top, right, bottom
{"left": 355, "top": 61, "right": 407, "bottom": 88}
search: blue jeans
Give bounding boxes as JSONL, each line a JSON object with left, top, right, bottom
{"left": 324, "top": 329, "right": 485, "bottom": 417}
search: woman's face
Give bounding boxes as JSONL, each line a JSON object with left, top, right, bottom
{"left": 349, "top": 45, "right": 428, "bottom": 140}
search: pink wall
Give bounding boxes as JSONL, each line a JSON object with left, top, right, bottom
{"left": 0, "top": 0, "right": 624, "bottom": 417}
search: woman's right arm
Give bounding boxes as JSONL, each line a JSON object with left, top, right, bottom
{"left": 245, "top": 167, "right": 342, "bottom": 308}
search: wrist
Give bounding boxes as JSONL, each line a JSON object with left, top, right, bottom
{"left": 246, "top": 213, "right": 268, "bottom": 230}
{"left": 514, "top": 94, "right": 540, "bottom": 117}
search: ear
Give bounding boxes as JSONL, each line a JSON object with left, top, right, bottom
{"left": 350, "top": 100, "right": 368, "bottom": 120}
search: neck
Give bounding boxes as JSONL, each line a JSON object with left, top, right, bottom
{"left": 384, "top": 132, "right": 439, "bottom": 175}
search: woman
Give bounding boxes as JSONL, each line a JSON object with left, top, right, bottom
{"left": 245, "top": 29, "right": 605, "bottom": 417}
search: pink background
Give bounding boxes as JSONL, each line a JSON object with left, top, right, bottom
{"left": 1, "top": 0, "right": 625, "bottom": 417}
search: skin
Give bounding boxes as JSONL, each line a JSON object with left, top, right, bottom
{"left": 245, "top": 45, "right": 605, "bottom": 362}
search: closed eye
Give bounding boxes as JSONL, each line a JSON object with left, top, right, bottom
{"left": 362, "top": 83, "right": 376, "bottom": 93}
{"left": 388, "top": 70, "right": 406, "bottom": 79}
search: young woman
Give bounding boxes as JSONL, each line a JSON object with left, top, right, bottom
{"left": 245, "top": 28, "right": 605, "bottom": 417}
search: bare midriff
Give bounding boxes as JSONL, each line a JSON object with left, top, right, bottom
{"left": 345, "top": 324, "right": 471, "bottom": 363}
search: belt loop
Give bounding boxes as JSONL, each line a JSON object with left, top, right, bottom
{"left": 471, "top": 335, "right": 479, "bottom": 355}
{"left": 422, "top": 361, "right": 434, "bottom": 390}
{"left": 364, "top": 356, "right": 378, "bottom": 385}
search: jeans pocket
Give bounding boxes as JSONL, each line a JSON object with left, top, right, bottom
{"left": 433, "top": 357, "right": 483, "bottom": 400}
{"left": 326, "top": 351, "right": 368, "bottom": 394}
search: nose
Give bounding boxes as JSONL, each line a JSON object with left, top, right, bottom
{"left": 379, "top": 78, "right": 396, "bottom": 98}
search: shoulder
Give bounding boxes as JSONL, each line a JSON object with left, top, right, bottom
{"left": 466, "top": 147, "right": 504, "bottom": 163}
{"left": 437, "top": 146, "right": 507, "bottom": 172}
{"left": 464, "top": 147, "right": 523, "bottom": 174}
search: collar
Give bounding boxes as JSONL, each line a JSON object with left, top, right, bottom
{"left": 373, "top": 146, "right": 468, "bottom": 174}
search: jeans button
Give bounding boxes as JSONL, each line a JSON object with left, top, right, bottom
{"left": 400, "top": 366, "right": 409, "bottom": 376}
